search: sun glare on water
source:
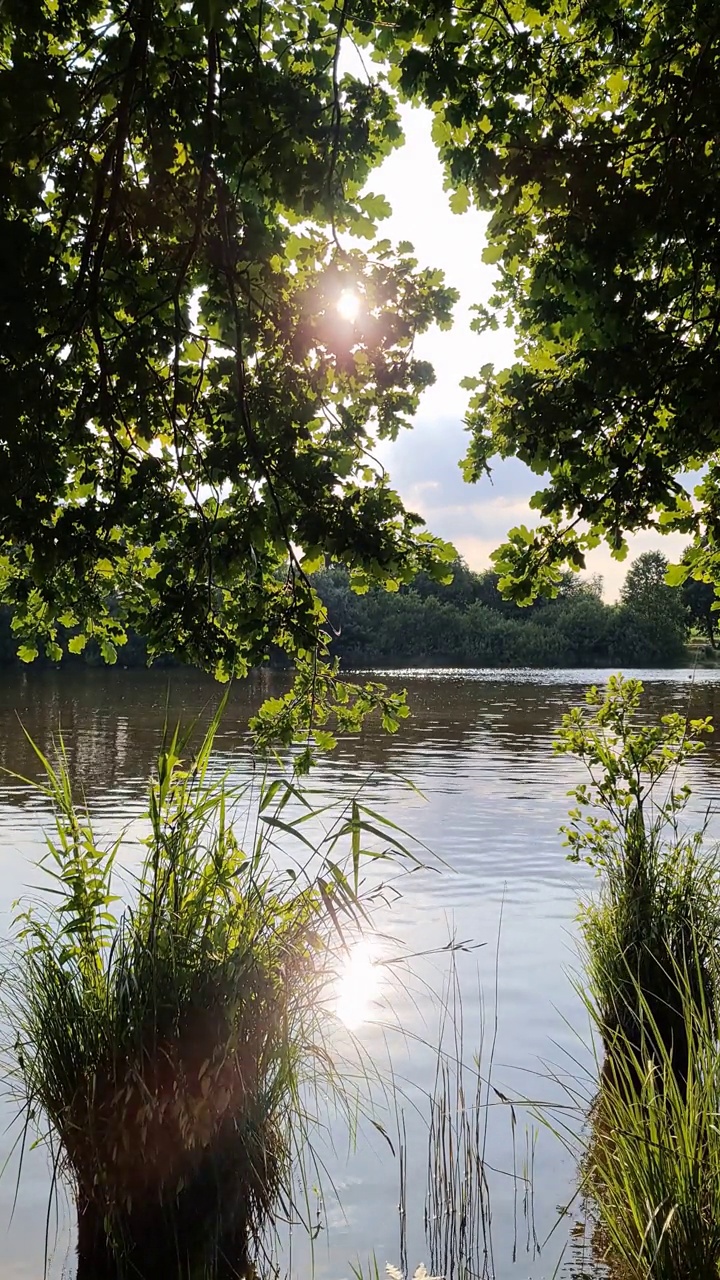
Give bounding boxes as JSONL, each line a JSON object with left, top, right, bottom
{"left": 336, "top": 289, "right": 361, "bottom": 323}
{"left": 335, "top": 941, "right": 382, "bottom": 1030}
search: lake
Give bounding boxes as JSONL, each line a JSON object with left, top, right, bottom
{"left": 0, "top": 665, "right": 719, "bottom": 1280}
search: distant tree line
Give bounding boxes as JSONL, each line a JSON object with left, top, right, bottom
{"left": 314, "top": 551, "right": 693, "bottom": 669}
{"left": 0, "top": 550, "right": 706, "bottom": 672}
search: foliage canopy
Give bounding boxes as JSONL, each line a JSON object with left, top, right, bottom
{"left": 0, "top": 0, "right": 456, "bottom": 679}
{"left": 6, "top": 0, "right": 717, "bottom": 687}
{"left": 393, "top": 0, "right": 720, "bottom": 600}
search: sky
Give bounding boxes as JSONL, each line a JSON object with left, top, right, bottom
{"left": 368, "top": 106, "right": 687, "bottom": 601}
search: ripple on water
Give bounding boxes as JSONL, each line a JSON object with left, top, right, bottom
{"left": 0, "top": 667, "right": 717, "bottom": 1278}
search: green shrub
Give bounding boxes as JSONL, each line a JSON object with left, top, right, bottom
{"left": 2, "top": 709, "right": 412, "bottom": 1278}
{"left": 555, "top": 676, "right": 720, "bottom": 1081}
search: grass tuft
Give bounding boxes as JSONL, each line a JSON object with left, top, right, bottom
{"left": 1, "top": 706, "right": 418, "bottom": 1278}
{"left": 584, "top": 961, "right": 720, "bottom": 1280}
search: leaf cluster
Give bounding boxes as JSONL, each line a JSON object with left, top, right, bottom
{"left": 0, "top": 0, "right": 457, "bottom": 678}
{"left": 391, "top": 0, "right": 720, "bottom": 600}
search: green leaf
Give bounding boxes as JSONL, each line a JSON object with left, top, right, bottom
{"left": 100, "top": 640, "right": 117, "bottom": 665}
{"left": 664, "top": 562, "right": 688, "bottom": 587}
{"left": 359, "top": 191, "right": 392, "bottom": 221}
{"left": 481, "top": 242, "right": 504, "bottom": 265}
{"left": 449, "top": 185, "right": 471, "bottom": 214}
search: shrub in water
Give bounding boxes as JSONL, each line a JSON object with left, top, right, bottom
{"left": 2, "top": 709, "right": 409, "bottom": 1278}
{"left": 555, "top": 675, "right": 720, "bottom": 1083}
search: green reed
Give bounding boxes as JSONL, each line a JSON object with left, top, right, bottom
{"left": 360, "top": 952, "right": 531, "bottom": 1280}
{"left": 579, "top": 821, "right": 720, "bottom": 1088}
{"left": 551, "top": 677, "right": 720, "bottom": 1279}
{"left": 1, "top": 705, "right": 422, "bottom": 1279}
{"left": 422, "top": 965, "right": 498, "bottom": 1280}
{"left": 582, "top": 959, "right": 720, "bottom": 1280}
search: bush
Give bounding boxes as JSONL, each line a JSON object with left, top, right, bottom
{"left": 555, "top": 676, "right": 720, "bottom": 1081}
{"left": 2, "top": 710, "right": 408, "bottom": 1278}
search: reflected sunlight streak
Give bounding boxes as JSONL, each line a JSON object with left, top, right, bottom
{"left": 334, "top": 941, "right": 382, "bottom": 1030}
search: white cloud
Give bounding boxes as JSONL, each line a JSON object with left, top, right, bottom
{"left": 379, "top": 416, "right": 688, "bottom": 600}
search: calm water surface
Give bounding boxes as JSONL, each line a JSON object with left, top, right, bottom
{"left": 0, "top": 666, "right": 719, "bottom": 1280}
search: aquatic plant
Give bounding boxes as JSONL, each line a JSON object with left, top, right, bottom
{"left": 583, "top": 962, "right": 720, "bottom": 1280}
{"left": 555, "top": 675, "right": 720, "bottom": 1081}
{"left": 2, "top": 708, "right": 420, "bottom": 1278}
{"left": 550, "top": 677, "right": 720, "bottom": 1278}
{"left": 423, "top": 973, "right": 496, "bottom": 1280}
{"left": 395, "top": 953, "right": 531, "bottom": 1280}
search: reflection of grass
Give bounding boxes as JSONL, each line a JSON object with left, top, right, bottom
{"left": 579, "top": 811, "right": 720, "bottom": 1087}
{"left": 582, "top": 964, "right": 720, "bottom": 1280}
{"left": 2, "top": 708, "right": 419, "bottom": 1278}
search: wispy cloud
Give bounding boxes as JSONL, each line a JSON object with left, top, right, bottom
{"left": 380, "top": 418, "right": 687, "bottom": 601}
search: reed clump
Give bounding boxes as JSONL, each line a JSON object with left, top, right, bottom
{"left": 584, "top": 964, "right": 720, "bottom": 1280}
{"left": 556, "top": 677, "right": 720, "bottom": 1280}
{"left": 555, "top": 675, "right": 720, "bottom": 1082}
{"left": 2, "top": 710, "right": 405, "bottom": 1278}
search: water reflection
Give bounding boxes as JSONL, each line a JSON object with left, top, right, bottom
{"left": 0, "top": 666, "right": 718, "bottom": 1279}
{"left": 335, "top": 941, "right": 383, "bottom": 1030}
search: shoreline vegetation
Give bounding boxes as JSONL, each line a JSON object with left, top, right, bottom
{"left": 0, "top": 552, "right": 715, "bottom": 675}
{"left": 3, "top": 709, "right": 429, "bottom": 1280}
{"left": 554, "top": 678, "right": 720, "bottom": 1280}
{"left": 312, "top": 555, "right": 697, "bottom": 671}
{"left": 5, "top": 677, "right": 720, "bottom": 1280}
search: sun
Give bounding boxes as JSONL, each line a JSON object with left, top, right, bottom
{"left": 336, "top": 289, "right": 361, "bottom": 323}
